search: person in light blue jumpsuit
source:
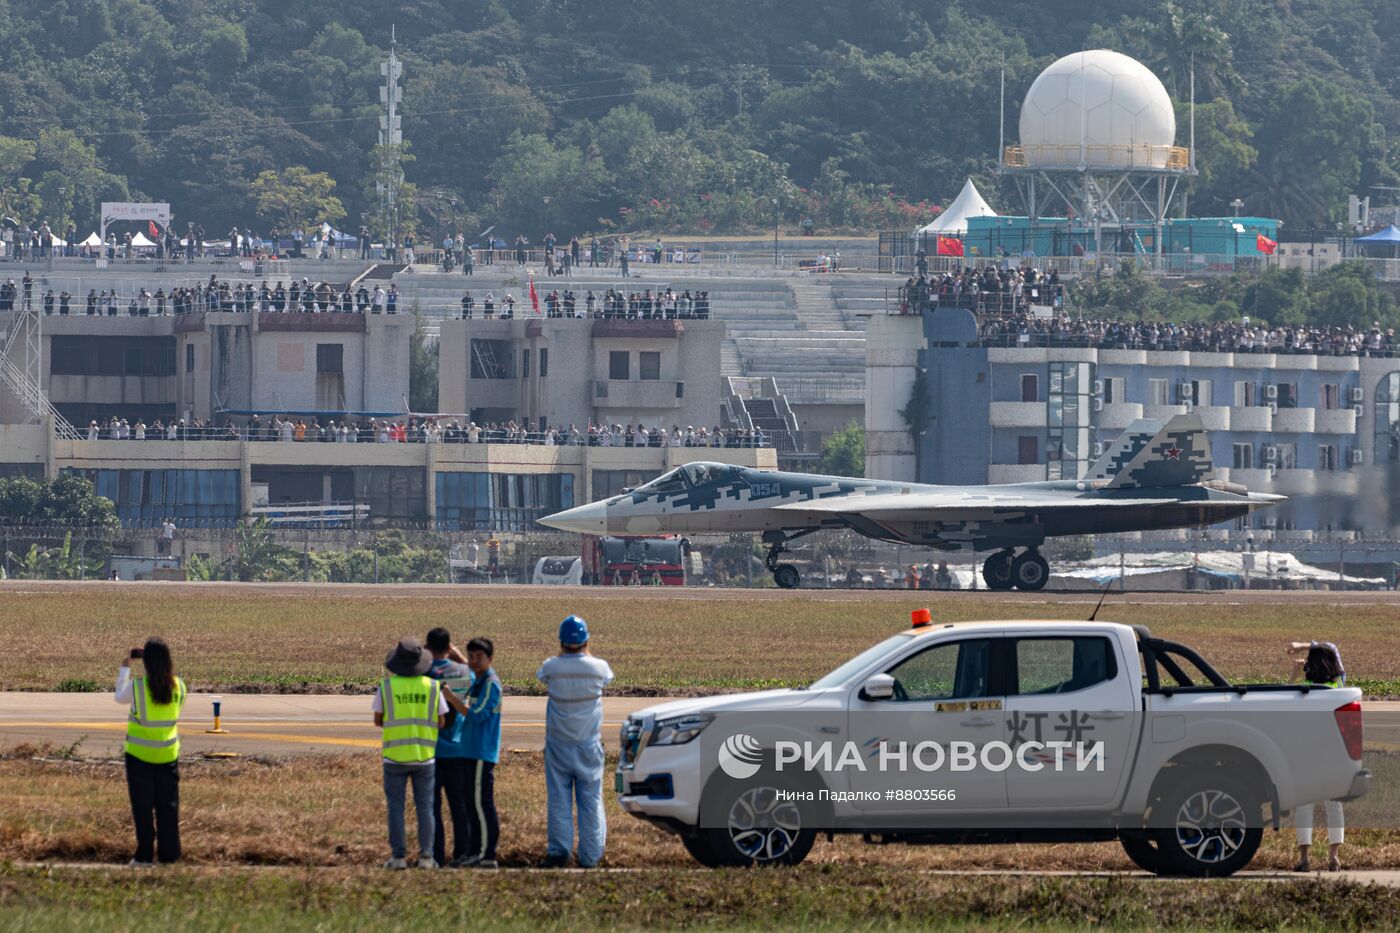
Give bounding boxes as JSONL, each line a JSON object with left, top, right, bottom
{"left": 537, "top": 615, "right": 614, "bottom": 867}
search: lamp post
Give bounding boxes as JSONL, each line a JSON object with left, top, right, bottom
{"left": 771, "top": 197, "right": 780, "bottom": 268}
{"left": 1230, "top": 197, "right": 1243, "bottom": 218}
{"left": 57, "top": 186, "right": 66, "bottom": 257}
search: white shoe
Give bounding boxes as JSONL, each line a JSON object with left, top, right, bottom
{"left": 127, "top": 859, "right": 154, "bottom": 869}
{"left": 383, "top": 858, "right": 408, "bottom": 870}
{"left": 416, "top": 856, "right": 438, "bottom": 870}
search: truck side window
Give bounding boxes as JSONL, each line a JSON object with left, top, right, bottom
{"left": 1012, "top": 637, "right": 1117, "bottom": 695}
{"left": 885, "top": 639, "right": 991, "bottom": 702}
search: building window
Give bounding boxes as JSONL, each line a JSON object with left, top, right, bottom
{"left": 1319, "top": 445, "right": 1338, "bottom": 472}
{"left": 639, "top": 351, "right": 661, "bottom": 381}
{"left": 540, "top": 348, "right": 548, "bottom": 378}
{"left": 1103, "top": 376, "right": 1123, "bottom": 404}
{"left": 1232, "top": 444, "right": 1253, "bottom": 470}
{"left": 1017, "top": 436, "right": 1038, "bottom": 465}
{"left": 315, "top": 344, "right": 343, "bottom": 374}
{"left": 1234, "top": 381, "right": 1254, "bottom": 407}
{"left": 521, "top": 349, "right": 530, "bottom": 378}
{"left": 609, "top": 351, "right": 630, "bottom": 380}
{"left": 1147, "top": 379, "right": 1168, "bottom": 406}
{"left": 1019, "top": 373, "right": 1038, "bottom": 402}
{"left": 1191, "top": 380, "right": 1211, "bottom": 406}
{"left": 1275, "top": 443, "right": 1297, "bottom": 469}
{"left": 185, "top": 344, "right": 195, "bottom": 374}
{"left": 470, "top": 339, "right": 514, "bottom": 379}
{"left": 51, "top": 336, "right": 176, "bottom": 377}
{"left": 1321, "top": 384, "right": 1339, "bottom": 410}
{"left": 1276, "top": 382, "right": 1298, "bottom": 409}
{"left": 1377, "top": 373, "right": 1400, "bottom": 462}
{"left": 1046, "top": 361, "right": 1091, "bottom": 480}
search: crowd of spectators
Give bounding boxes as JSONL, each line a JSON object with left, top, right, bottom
{"left": 899, "top": 264, "right": 1065, "bottom": 316}
{"left": 979, "top": 314, "right": 1399, "bottom": 356}
{"left": 83, "top": 415, "right": 773, "bottom": 448}
{"left": 459, "top": 287, "right": 711, "bottom": 320}
{"left": 27, "top": 274, "right": 403, "bottom": 316}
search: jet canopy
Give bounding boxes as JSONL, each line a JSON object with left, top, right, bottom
{"left": 636, "top": 462, "right": 738, "bottom": 495}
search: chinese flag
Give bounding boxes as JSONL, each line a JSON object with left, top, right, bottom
{"left": 528, "top": 277, "right": 540, "bottom": 315}
{"left": 936, "top": 235, "right": 964, "bottom": 257}
{"left": 1256, "top": 233, "right": 1277, "bottom": 255}
{"left": 149, "top": 221, "right": 160, "bottom": 238}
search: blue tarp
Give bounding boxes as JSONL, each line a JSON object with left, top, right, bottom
{"left": 1357, "top": 225, "right": 1400, "bottom": 243}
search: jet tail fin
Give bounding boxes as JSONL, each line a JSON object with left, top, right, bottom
{"left": 1085, "top": 414, "right": 1214, "bottom": 489}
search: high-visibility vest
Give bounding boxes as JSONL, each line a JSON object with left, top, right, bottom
{"left": 380, "top": 676, "right": 440, "bottom": 764}
{"left": 124, "top": 676, "right": 186, "bottom": 764}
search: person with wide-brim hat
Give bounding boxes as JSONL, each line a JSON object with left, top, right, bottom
{"left": 374, "top": 637, "right": 450, "bottom": 869}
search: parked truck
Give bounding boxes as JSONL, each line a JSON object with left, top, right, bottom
{"left": 616, "top": 618, "right": 1369, "bottom": 876}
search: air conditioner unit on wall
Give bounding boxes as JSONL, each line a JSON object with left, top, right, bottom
{"left": 1351, "top": 404, "right": 1363, "bottom": 417}
{"left": 1349, "top": 449, "right": 1365, "bottom": 466}
{"left": 1262, "top": 445, "right": 1278, "bottom": 464}
{"left": 1268, "top": 401, "right": 1278, "bottom": 414}
{"left": 1093, "top": 441, "right": 1109, "bottom": 457}
{"left": 1092, "top": 379, "right": 1104, "bottom": 397}
{"left": 1092, "top": 397, "right": 1104, "bottom": 412}
{"left": 1348, "top": 387, "right": 1364, "bottom": 404}
{"left": 1263, "top": 384, "right": 1278, "bottom": 400}
{"left": 1178, "top": 382, "right": 1194, "bottom": 399}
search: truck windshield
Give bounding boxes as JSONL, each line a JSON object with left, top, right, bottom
{"left": 807, "top": 634, "right": 914, "bottom": 690}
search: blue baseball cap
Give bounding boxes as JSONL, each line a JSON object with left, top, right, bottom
{"left": 559, "top": 615, "right": 589, "bottom": 646}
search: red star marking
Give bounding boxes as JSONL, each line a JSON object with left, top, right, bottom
{"left": 1162, "top": 446, "right": 1182, "bottom": 460}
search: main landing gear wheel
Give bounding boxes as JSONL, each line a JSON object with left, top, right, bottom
{"left": 763, "top": 530, "right": 814, "bottom": 589}
{"left": 1011, "top": 550, "right": 1050, "bottom": 591}
{"left": 981, "top": 551, "right": 1015, "bottom": 590}
{"left": 772, "top": 564, "right": 801, "bottom": 589}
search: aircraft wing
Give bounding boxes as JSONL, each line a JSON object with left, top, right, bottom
{"left": 770, "top": 491, "right": 1170, "bottom": 520}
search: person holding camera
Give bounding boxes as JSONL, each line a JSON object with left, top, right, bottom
{"left": 115, "top": 638, "right": 186, "bottom": 866}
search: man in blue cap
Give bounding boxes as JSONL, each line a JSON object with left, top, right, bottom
{"left": 536, "top": 615, "right": 614, "bottom": 867}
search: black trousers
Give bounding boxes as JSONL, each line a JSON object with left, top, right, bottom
{"left": 466, "top": 759, "right": 499, "bottom": 861}
{"left": 125, "top": 754, "right": 180, "bottom": 863}
{"left": 433, "top": 757, "right": 472, "bottom": 864}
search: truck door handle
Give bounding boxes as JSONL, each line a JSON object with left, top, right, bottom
{"left": 1088, "top": 713, "right": 1126, "bottom": 721}
{"left": 817, "top": 726, "right": 840, "bottom": 734}
{"left": 960, "top": 717, "right": 997, "bottom": 728}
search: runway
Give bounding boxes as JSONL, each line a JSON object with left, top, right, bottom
{"left": 2, "top": 693, "right": 1399, "bottom": 757}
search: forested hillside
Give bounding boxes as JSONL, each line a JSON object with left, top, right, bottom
{"left": 0, "top": 0, "right": 1395, "bottom": 237}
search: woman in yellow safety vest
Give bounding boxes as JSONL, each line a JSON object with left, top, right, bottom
{"left": 115, "top": 637, "right": 186, "bottom": 867}
{"left": 1288, "top": 640, "right": 1347, "bottom": 872}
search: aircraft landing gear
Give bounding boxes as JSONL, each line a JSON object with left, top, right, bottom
{"left": 981, "top": 548, "right": 1049, "bottom": 592}
{"left": 763, "top": 530, "right": 810, "bottom": 589}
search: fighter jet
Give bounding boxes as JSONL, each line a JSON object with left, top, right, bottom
{"left": 539, "top": 414, "right": 1283, "bottom": 590}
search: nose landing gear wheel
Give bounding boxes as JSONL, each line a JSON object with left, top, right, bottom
{"left": 1011, "top": 550, "right": 1050, "bottom": 591}
{"left": 981, "top": 551, "right": 1015, "bottom": 590}
{"left": 773, "top": 563, "right": 801, "bottom": 589}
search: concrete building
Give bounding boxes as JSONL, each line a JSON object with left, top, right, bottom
{"left": 0, "top": 304, "right": 410, "bottom": 427}
{"left": 438, "top": 317, "right": 725, "bottom": 432}
{"left": 866, "top": 307, "right": 1397, "bottom": 534}
{"left": 0, "top": 423, "right": 774, "bottom": 531}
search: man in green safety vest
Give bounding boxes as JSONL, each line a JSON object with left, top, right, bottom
{"left": 116, "top": 637, "right": 186, "bottom": 866}
{"left": 374, "top": 637, "right": 453, "bottom": 869}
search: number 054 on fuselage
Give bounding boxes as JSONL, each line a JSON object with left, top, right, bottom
{"left": 538, "top": 414, "right": 1283, "bottom": 591}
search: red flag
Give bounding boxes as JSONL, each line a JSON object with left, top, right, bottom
{"left": 1256, "top": 233, "right": 1277, "bottom": 255}
{"left": 936, "top": 235, "right": 964, "bottom": 257}
{"left": 149, "top": 221, "right": 160, "bottom": 238}
{"left": 528, "top": 277, "right": 540, "bottom": 315}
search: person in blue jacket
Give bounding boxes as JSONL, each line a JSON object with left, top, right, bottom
{"left": 459, "top": 636, "right": 503, "bottom": 868}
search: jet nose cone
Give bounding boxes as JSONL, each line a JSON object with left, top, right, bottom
{"left": 538, "top": 501, "right": 609, "bottom": 534}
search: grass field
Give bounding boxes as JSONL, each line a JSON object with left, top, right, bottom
{"left": 4, "top": 867, "right": 1400, "bottom": 931}
{"left": 2, "top": 749, "right": 1397, "bottom": 871}
{"left": 1, "top": 583, "right": 1398, "bottom": 695}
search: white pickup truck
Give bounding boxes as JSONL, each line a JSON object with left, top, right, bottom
{"left": 616, "top": 619, "right": 1370, "bottom": 877}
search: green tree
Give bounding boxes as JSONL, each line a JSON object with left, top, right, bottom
{"left": 819, "top": 421, "right": 865, "bottom": 477}
{"left": 251, "top": 165, "right": 346, "bottom": 230}
{"left": 0, "top": 474, "right": 117, "bottom": 528}
{"left": 409, "top": 309, "right": 439, "bottom": 413}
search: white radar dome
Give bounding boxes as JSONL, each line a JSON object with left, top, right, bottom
{"left": 1017, "top": 50, "right": 1178, "bottom": 170}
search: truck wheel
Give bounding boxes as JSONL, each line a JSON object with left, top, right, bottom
{"left": 1118, "top": 831, "right": 1166, "bottom": 874}
{"left": 695, "top": 780, "right": 817, "bottom": 867}
{"left": 1152, "top": 774, "right": 1263, "bottom": 877}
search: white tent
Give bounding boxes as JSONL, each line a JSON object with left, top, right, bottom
{"left": 47, "top": 234, "right": 67, "bottom": 247}
{"left": 130, "top": 231, "right": 157, "bottom": 248}
{"left": 914, "top": 178, "right": 995, "bottom": 237}
{"left": 79, "top": 232, "right": 103, "bottom": 247}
